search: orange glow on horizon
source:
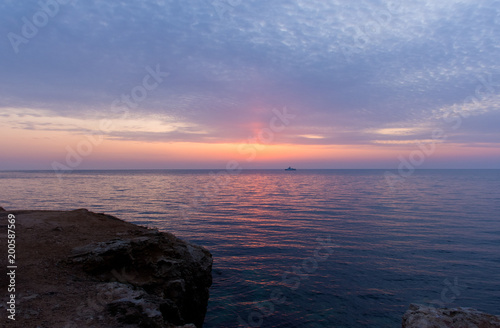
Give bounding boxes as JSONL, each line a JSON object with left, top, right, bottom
{"left": 1, "top": 125, "right": 499, "bottom": 170}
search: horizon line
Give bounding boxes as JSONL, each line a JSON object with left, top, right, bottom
{"left": 1, "top": 168, "right": 500, "bottom": 172}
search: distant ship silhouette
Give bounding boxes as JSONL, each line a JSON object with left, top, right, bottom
{"left": 285, "top": 166, "right": 296, "bottom": 171}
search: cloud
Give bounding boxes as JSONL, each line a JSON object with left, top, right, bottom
{"left": 0, "top": 0, "right": 499, "bottom": 152}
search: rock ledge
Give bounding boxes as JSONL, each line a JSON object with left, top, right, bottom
{"left": 0, "top": 208, "right": 212, "bottom": 328}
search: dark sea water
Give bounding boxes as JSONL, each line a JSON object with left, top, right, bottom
{"left": 1, "top": 169, "right": 500, "bottom": 327}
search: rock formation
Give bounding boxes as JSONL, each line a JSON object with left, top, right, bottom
{"left": 402, "top": 304, "right": 500, "bottom": 328}
{"left": 0, "top": 208, "right": 212, "bottom": 328}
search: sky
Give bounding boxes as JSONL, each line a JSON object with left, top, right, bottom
{"left": 1, "top": 0, "right": 499, "bottom": 170}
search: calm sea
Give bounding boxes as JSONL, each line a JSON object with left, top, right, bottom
{"left": 1, "top": 169, "right": 499, "bottom": 327}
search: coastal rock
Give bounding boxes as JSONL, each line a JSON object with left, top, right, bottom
{"left": 0, "top": 209, "right": 212, "bottom": 328}
{"left": 402, "top": 304, "right": 500, "bottom": 328}
{"left": 0, "top": 206, "right": 5, "bottom": 211}
{"left": 69, "top": 233, "right": 212, "bottom": 327}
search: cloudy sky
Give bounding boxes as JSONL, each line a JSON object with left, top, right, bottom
{"left": 1, "top": 0, "right": 499, "bottom": 170}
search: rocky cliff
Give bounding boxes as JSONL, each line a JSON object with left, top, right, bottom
{"left": 0, "top": 208, "right": 212, "bottom": 328}
{"left": 402, "top": 304, "right": 500, "bottom": 328}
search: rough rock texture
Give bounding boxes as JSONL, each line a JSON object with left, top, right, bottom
{"left": 402, "top": 304, "right": 500, "bottom": 328}
{"left": 0, "top": 208, "right": 212, "bottom": 328}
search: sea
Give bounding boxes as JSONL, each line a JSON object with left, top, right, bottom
{"left": 1, "top": 169, "right": 499, "bottom": 327}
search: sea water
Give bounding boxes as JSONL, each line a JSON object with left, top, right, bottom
{"left": 1, "top": 169, "right": 499, "bottom": 327}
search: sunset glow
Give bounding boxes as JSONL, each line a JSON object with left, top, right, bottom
{"left": 1, "top": 1, "right": 499, "bottom": 170}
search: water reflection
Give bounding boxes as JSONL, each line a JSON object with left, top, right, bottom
{"left": 1, "top": 170, "right": 499, "bottom": 327}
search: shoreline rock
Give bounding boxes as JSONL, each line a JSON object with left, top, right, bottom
{"left": 402, "top": 304, "right": 500, "bottom": 328}
{"left": 0, "top": 208, "right": 212, "bottom": 328}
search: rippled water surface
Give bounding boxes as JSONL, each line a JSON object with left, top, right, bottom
{"left": 1, "top": 169, "right": 499, "bottom": 327}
